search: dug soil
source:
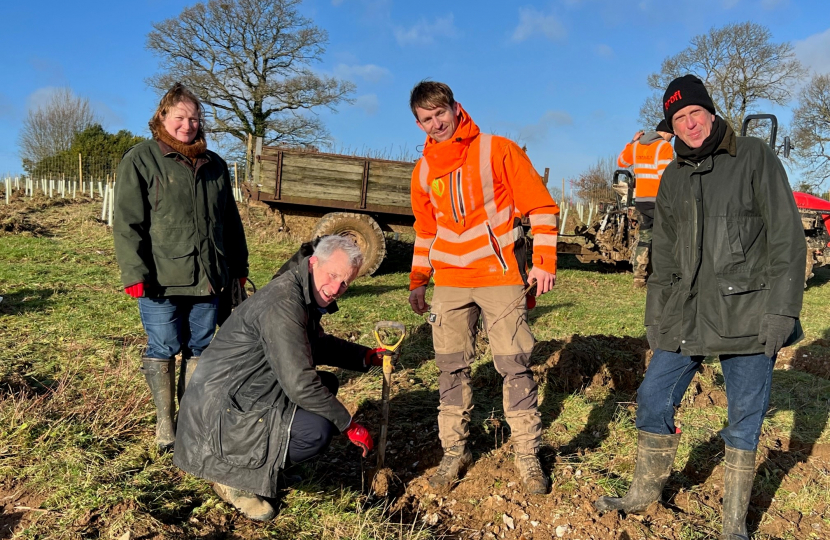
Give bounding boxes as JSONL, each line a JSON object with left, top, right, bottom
{"left": 314, "top": 334, "right": 830, "bottom": 540}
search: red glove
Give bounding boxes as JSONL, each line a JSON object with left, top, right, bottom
{"left": 125, "top": 283, "right": 144, "bottom": 298}
{"left": 526, "top": 293, "right": 536, "bottom": 310}
{"left": 365, "top": 347, "right": 400, "bottom": 367}
{"left": 239, "top": 277, "right": 247, "bottom": 287}
{"left": 343, "top": 420, "right": 373, "bottom": 457}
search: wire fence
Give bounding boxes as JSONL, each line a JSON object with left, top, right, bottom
{"left": 2, "top": 153, "right": 247, "bottom": 226}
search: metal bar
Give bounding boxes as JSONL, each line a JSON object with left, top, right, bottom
{"left": 274, "top": 150, "right": 284, "bottom": 200}
{"left": 360, "top": 160, "right": 370, "bottom": 209}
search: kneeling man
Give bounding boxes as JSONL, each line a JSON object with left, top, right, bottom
{"left": 174, "top": 236, "right": 386, "bottom": 521}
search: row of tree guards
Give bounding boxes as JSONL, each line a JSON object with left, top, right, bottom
{"left": 2, "top": 154, "right": 246, "bottom": 213}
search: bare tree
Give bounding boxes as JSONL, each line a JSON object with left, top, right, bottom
{"left": 18, "top": 88, "right": 97, "bottom": 166}
{"left": 146, "top": 0, "right": 355, "bottom": 148}
{"left": 571, "top": 155, "right": 617, "bottom": 204}
{"left": 792, "top": 73, "right": 830, "bottom": 189}
{"left": 639, "top": 22, "right": 806, "bottom": 132}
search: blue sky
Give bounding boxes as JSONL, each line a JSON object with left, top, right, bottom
{"left": 1, "top": 0, "right": 829, "bottom": 185}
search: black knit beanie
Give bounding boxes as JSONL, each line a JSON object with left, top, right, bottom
{"left": 663, "top": 75, "right": 716, "bottom": 128}
{"left": 655, "top": 119, "right": 671, "bottom": 133}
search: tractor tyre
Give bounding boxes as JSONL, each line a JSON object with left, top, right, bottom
{"left": 312, "top": 212, "right": 386, "bottom": 277}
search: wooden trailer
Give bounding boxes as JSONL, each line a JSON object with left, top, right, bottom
{"left": 244, "top": 139, "right": 416, "bottom": 275}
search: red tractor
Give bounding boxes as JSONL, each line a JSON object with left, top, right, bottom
{"left": 742, "top": 114, "right": 830, "bottom": 286}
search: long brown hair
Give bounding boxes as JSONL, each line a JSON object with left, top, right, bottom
{"left": 148, "top": 82, "right": 206, "bottom": 142}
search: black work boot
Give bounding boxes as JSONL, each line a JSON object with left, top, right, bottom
{"left": 428, "top": 444, "right": 472, "bottom": 490}
{"left": 141, "top": 357, "right": 176, "bottom": 452}
{"left": 515, "top": 452, "right": 550, "bottom": 494}
{"left": 177, "top": 356, "right": 200, "bottom": 404}
{"left": 721, "top": 447, "right": 756, "bottom": 540}
{"left": 594, "top": 430, "right": 681, "bottom": 513}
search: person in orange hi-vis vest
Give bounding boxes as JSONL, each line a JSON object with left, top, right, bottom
{"left": 407, "top": 81, "right": 560, "bottom": 495}
{"left": 617, "top": 120, "right": 674, "bottom": 287}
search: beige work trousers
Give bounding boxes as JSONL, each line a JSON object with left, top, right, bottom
{"left": 428, "top": 285, "right": 541, "bottom": 454}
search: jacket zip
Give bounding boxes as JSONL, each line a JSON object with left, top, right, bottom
{"left": 485, "top": 221, "right": 508, "bottom": 273}
{"left": 456, "top": 170, "right": 466, "bottom": 225}
{"left": 448, "top": 172, "right": 459, "bottom": 223}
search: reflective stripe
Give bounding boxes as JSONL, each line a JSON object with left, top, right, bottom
{"left": 412, "top": 254, "right": 431, "bottom": 268}
{"left": 496, "top": 226, "right": 522, "bottom": 246}
{"left": 657, "top": 159, "right": 673, "bottom": 165}
{"left": 636, "top": 196, "right": 657, "bottom": 202}
{"left": 419, "top": 159, "right": 430, "bottom": 193}
{"left": 436, "top": 207, "right": 512, "bottom": 243}
{"left": 430, "top": 244, "right": 494, "bottom": 267}
{"left": 529, "top": 213, "right": 558, "bottom": 227}
{"left": 479, "top": 134, "right": 500, "bottom": 223}
{"left": 533, "top": 234, "right": 558, "bottom": 247}
{"left": 415, "top": 235, "right": 434, "bottom": 248}
{"left": 637, "top": 173, "right": 661, "bottom": 179}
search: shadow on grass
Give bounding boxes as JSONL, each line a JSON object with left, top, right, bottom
{"left": 0, "top": 511, "right": 25, "bottom": 539}
{"left": 0, "top": 287, "right": 64, "bottom": 315}
{"left": 557, "top": 253, "right": 632, "bottom": 274}
{"left": 534, "top": 335, "right": 649, "bottom": 456}
{"left": 749, "top": 331, "right": 830, "bottom": 534}
{"left": 372, "top": 237, "right": 415, "bottom": 277}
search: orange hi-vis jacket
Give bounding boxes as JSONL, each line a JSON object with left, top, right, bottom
{"left": 409, "top": 107, "right": 560, "bottom": 290}
{"left": 617, "top": 133, "right": 674, "bottom": 202}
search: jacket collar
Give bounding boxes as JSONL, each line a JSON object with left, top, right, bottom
{"left": 297, "top": 255, "right": 339, "bottom": 314}
{"left": 421, "top": 104, "right": 481, "bottom": 178}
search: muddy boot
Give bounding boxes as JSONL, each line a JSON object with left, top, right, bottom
{"left": 140, "top": 357, "right": 176, "bottom": 452}
{"left": 632, "top": 246, "right": 650, "bottom": 288}
{"left": 177, "top": 356, "right": 200, "bottom": 404}
{"left": 515, "top": 452, "right": 549, "bottom": 495}
{"left": 428, "top": 444, "right": 472, "bottom": 490}
{"left": 213, "top": 483, "right": 276, "bottom": 521}
{"left": 721, "top": 447, "right": 756, "bottom": 540}
{"left": 594, "top": 430, "right": 681, "bottom": 513}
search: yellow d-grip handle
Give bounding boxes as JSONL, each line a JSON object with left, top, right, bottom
{"left": 373, "top": 321, "right": 406, "bottom": 374}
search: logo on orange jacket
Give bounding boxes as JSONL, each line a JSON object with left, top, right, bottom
{"left": 431, "top": 178, "right": 445, "bottom": 197}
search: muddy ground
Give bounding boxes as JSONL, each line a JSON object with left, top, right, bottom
{"left": 315, "top": 334, "right": 829, "bottom": 540}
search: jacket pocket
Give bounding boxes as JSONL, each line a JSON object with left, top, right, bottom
{"left": 715, "top": 273, "right": 769, "bottom": 338}
{"left": 210, "top": 395, "right": 271, "bottom": 469}
{"left": 152, "top": 242, "right": 196, "bottom": 287}
{"left": 658, "top": 286, "right": 683, "bottom": 335}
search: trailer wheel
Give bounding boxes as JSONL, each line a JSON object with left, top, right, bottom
{"left": 312, "top": 212, "right": 386, "bottom": 276}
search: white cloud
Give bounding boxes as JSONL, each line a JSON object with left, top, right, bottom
{"left": 354, "top": 94, "right": 379, "bottom": 115}
{"left": 394, "top": 14, "right": 458, "bottom": 47}
{"left": 594, "top": 44, "right": 614, "bottom": 59}
{"left": 519, "top": 110, "right": 573, "bottom": 143}
{"left": 26, "top": 87, "right": 64, "bottom": 110}
{"left": 334, "top": 63, "right": 391, "bottom": 84}
{"left": 512, "top": 7, "right": 566, "bottom": 42}
{"left": 794, "top": 27, "right": 830, "bottom": 76}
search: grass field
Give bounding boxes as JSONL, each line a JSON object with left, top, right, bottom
{"left": 1, "top": 196, "right": 829, "bottom": 539}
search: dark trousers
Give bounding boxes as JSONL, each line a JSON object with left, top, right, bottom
{"left": 287, "top": 371, "right": 340, "bottom": 464}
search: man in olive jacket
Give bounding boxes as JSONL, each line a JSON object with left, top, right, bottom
{"left": 595, "top": 76, "right": 805, "bottom": 540}
{"left": 174, "top": 236, "right": 386, "bottom": 521}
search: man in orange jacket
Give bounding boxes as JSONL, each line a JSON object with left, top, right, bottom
{"left": 408, "top": 81, "right": 560, "bottom": 494}
{"left": 617, "top": 120, "right": 674, "bottom": 287}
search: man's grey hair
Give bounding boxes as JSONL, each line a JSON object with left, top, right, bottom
{"left": 314, "top": 235, "right": 364, "bottom": 270}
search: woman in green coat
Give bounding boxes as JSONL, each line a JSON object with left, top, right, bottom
{"left": 113, "top": 83, "right": 248, "bottom": 451}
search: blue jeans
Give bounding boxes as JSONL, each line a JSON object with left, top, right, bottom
{"left": 635, "top": 348, "right": 775, "bottom": 451}
{"left": 138, "top": 296, "right": 218, "bottom": 359}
